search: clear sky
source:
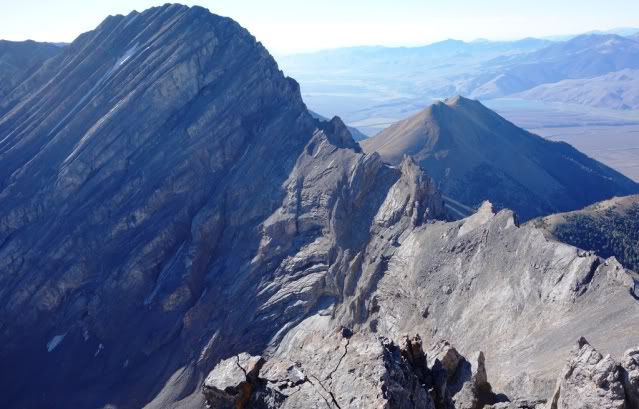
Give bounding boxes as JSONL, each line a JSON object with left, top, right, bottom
{"left": 2, "top": 0, "right": 639, "bottom": 54}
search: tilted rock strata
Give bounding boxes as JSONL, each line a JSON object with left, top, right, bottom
{"left": 0, "top": 40, "right": 62, "bottom": 105}
{"left": 0, "top": 5, "right": 445, "bottom": 408}
{"left": 0, "top": 4, "right": 637, "bottom": 409}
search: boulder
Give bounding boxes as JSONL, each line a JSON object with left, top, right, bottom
{"left": 549, "top": 337, "right": 626, "bottom": 409}
{"left": 202, "top": 353, "right": 265, "bottom": 408}
{"left": 622, "top": 346, "right": 639, "bottom": 408}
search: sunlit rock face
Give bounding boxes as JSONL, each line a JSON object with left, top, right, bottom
{"left": 0, "top": 4, "right": 637, "bottom": 409}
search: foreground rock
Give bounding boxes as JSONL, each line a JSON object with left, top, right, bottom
{"left": 202, "top": 331, "right": 503, "bottom": 409}
{"left": 623, "top": 346, "right": 639, "bottom": 408}
{"left": 202, "top": 353, "right": 265, "bottom": 408}
{"left": 0, "top": 4, "right": 638, "bottom": 409}
{"left": 549, "top": 338, "right": 629, "bottom": 409}
{"left": 203, "top": 336, "right": 639, "bottom": 409}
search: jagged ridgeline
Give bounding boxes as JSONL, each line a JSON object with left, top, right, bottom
{"left": 0, "top": 4, "right": 637, "bottom": 409}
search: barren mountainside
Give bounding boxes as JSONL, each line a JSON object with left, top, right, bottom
{"left": 362, "top": 96, "right": 639, "bottom": 221}
{"left": 0, "top": 4, "right": 637, "bottom": 409}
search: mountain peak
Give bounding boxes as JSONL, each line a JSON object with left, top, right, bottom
{"left": 318, "top": 116, "right": 362, "bottom": 151}
{"left": 443, "top": 95, "right": 484, "bottom": 109}
{"left": 362, "top": 96, "right": 639, "bottom": 220}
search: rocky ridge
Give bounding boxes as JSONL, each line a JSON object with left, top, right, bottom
{"left": 203, "top": 335, "right": 639, "bottom": 409}
{"left": 0, "top": 5, "right": 445, "bottom": 407}
{"left": 0, "top": 5, "right": 637, "bottom": 409}
{"left": 202, "top": 200, "right": 639, "bottom": 408}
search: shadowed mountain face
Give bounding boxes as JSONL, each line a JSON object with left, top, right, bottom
{"left": 1, "top": 5, "right": 638, "bottom": 409}
{"left": 0, "top": 40, "right": 62, "bottom": 101}
{"left": 362, "top": 96, "right": 639, "bottom": 221}
{"left": 0, "top": 4, "right": 443, "bottom": 408}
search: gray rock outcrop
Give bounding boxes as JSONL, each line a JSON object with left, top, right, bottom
{"left": 0, "top": 4, "right": 638, "bottom": 409}
{"left": 202, "top": 353, "right": 265, "bottom": 408}
{"left": 364, "top": 203, "right": 639, "bottom": 401}
{"left": 623, "top": 346, "right": 639, "bottom": 408}
{"left": 549, "top": 337, "right": 628, "bottom": 409}
{"left": 202, "top": 331, "right": 506, "bottom": 409}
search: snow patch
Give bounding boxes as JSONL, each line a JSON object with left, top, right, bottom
{"left": 114, "top": 44, "right": 138, "bottom": 69}
{"left": 48, "top": 43, "right": 139, "bottom": 138}
{"left": 47, "top": 333, "right": 67, "bottom": 352}
{"left": 94, "top": 343, "right": 104, "bottom": 357}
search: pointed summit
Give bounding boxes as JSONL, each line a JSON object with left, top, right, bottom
{"left": 362, "top": 97, "right": 639, "bottom": 220}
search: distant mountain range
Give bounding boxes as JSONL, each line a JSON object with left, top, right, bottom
{"left": 515, "top": 69, "right": 639, "bottom": 110}
{"left": 469, "top": 34, "right": 639, "bottom": 99}
{"left": 362, "top": 96, "right": 639, "bottom": 221}
{"left": 543, "top": 27, "right": 639, "bottom": 41}
{"left": 279, "top": 31, "right": 639, "bottom": 129}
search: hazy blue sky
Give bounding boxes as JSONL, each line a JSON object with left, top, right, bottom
{"left": 2, "top": 0, "right": 639, "bottom": 53}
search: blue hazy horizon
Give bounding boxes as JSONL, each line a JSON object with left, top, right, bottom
{"left": 2, "top": 0, "right": 638, "bottom": 54}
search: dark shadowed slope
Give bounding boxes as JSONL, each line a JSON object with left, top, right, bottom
{"left": 0, "top": 4, "right": 440, "bottom": 408}
{"left": 0, "top": 40, "right": 62, "bottom": 100}
{"left": 0, "top": 4, "right": 358, "bottom": 407}
{"left": 531, "top": 194, "right": 639, "bottom": 272}
{"left": 362, "top": 96, "right": 639, "bottom": 221}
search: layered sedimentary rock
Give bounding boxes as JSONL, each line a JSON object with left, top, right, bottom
{"left": 0, "top": 5, "right": 445, "bottom": 407}
{"left": 0, "top": 4, "right": 638, "bottom": 409}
